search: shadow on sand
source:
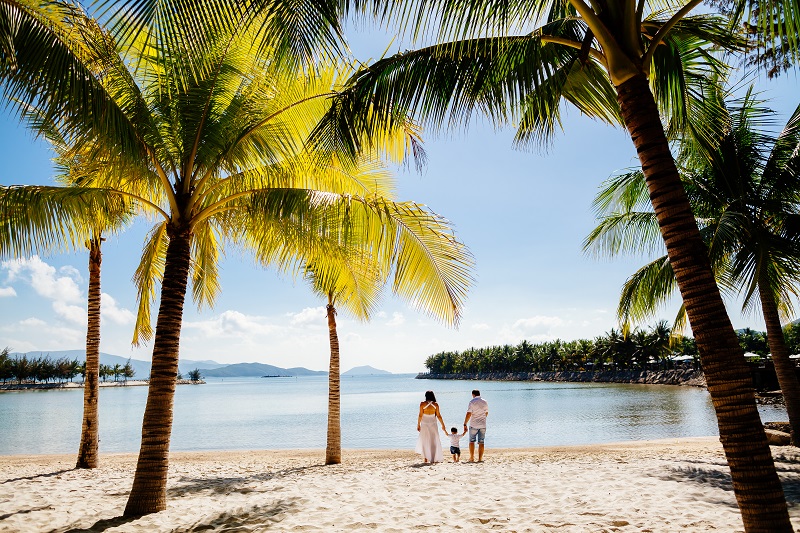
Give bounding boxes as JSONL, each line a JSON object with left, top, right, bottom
{"left": 168, "top": 464, "right": 325, "bottom": 498}
{"left": 59, "top": 515, "right": 140, "bottom": 533}
{"left": 657, "top": 454, "right": 800, "bottom": 508}
{"left": 1, "top": 469, "right": 74, "bottom": 484}
{"left": 54, "top": 502, "right": 294, "bottom": 533}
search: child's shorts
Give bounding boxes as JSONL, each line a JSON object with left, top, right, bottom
{"left": 450, "top": 446, "right": 460, "bottom": 455}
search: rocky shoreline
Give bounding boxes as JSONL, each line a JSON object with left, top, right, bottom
{"left": 416, "top": 369, "right": 706, "bottom": 386}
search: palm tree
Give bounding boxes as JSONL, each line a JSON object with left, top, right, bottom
{"left": 0, "top": 105, "right": 133, "bottom": 469}
{"left": 305, "top": 1, "right": 795, "bottom": 527}
{"left": 0, "top": 197, "right": 129, "bottom": 468}
{"left": 586, "top": 89, "right": 800, "bottom": 446}
{"left": 0, "top": 2, "right": 464, "bottom": 515}
{"left": 295, "top": 199, "right": 472, "bottom": 464}
{"left": 78, "top": 231, "right": 104, "bottom": 465}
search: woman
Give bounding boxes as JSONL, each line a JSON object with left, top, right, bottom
{"left": 415, "top": 390, "right": 447, "bottom": 463}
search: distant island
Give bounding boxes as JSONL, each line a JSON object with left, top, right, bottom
{"left": 342, "top": 365, "right": 391, "bottom": 376}
{"left": 201, "top": 362, "right": 326, "bottom": 378}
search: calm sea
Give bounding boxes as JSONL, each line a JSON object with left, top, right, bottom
{"left": 0, "top": 375, "right": 788, "bottom": 455}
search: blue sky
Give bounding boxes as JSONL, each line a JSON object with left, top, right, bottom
{"left": 0, "top": 23, "right": 798, "bottom": 373}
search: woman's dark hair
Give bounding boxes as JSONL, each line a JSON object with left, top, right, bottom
{"left": 425, "top": 390, "right": 436, "bottom": 402}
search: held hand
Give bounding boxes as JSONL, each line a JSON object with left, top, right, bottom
{"left": 417, "top": 425, "right": 421, "bottom": 432}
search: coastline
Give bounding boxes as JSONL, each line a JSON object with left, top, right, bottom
{"left": 3, "top": 438, "right": 800, "bottom": 532}
{"left": 416, "top": 368, "right": 706, "bottom": 387}
{"left": 0, "top": 379, "right": 205, "bottom": 391}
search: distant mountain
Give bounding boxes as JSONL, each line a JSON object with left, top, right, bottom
{"left": 182, "top": 359, "right": 227, "bottom": 370}
{"left": 285, "top": 366, "right": 328, "bottom": 376}
{"left": 201, "top": 362, "right": 326, "bottom": 377}
{"left": 343, "top": 365, "right": 391, "bottom": 375}
{"left": 7, "top": 350, "right": 325, "bottom": 378}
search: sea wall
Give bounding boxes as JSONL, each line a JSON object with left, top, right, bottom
{"left": 416, "top": 369, "right": 706, "bottom": 387}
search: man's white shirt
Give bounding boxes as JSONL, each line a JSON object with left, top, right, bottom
{"left": 467, "top": 397, "right": 488, "bottom": 429}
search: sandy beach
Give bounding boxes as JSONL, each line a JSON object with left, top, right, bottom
{"left": 2, "top": 437, "right": 799, "bottom": 532}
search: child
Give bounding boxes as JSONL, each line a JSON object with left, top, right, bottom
{"left": 445, "top": 426, "right": 468, "bottom": 462}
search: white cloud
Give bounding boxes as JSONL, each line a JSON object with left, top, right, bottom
{"left": 386, "top": 312, "right": 406, "bottom": 327}
{"left": 19, "top": 317, "right": 46, "bottom": 327}
{"left": 2, "top": 257, "right": 83, "bottom": 303}
{"left": 376, "top": 311, "right": 388, "bottom": 319}
{"left": 288, "top": 306, "right": 327, "bottom": 327}
{"left": 184, "top": 310, "right": 282, "bottom": 338}
{"left": 342, "top": 331, "right": 363, "bottom": 343}
{"left": 512, "top": 315, "right": 564, "bottom": 337}
{"left": 2, "top": 324, "right": 84, "bottom": 351}
{"left": 0, "top": 286, "right": 16, "bottom": 297}
{"left": 100, "top": 293, "right": 135, "bottom": 325}
{"left": 53, "top": 301, "right": 87, "bottom": 324}
{"left": 471, "top": 323, "right": 490, "bottom": 331}
{"left": 1, "top": 257, "right": 89, "bottom": 324}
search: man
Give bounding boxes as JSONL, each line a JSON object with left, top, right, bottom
{"left": 463, "top": 389, "right": 489, "bottom": 462}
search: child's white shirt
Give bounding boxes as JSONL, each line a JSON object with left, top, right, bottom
{"left": 448, "top": 433, "right": 462, "bottom": 446}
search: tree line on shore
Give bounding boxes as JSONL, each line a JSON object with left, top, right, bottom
{"left": 0, "top": 348, "right": 135, "bottom": 385}
{"left": 0, "top": 348, "right": 207, "bottom": 385}
{"left": 424, "top": 322, "right": 800, "bottom": 375}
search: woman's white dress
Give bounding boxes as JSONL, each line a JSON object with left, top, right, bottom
{"left": 415, "top": 405, "right": 444, "bottom": 463}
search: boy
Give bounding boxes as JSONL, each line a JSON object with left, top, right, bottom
{"left": 445, "top": 426, "right": 468, "bottom": 462}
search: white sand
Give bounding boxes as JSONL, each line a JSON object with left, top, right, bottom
{"left": 2, "top": 438, "right": 799, "bottom": 532}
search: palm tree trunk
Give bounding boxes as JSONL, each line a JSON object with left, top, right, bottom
{"left": 325, "top": 301, "right": 341, "bottom": 465}
{"left": 758, "top": 274, "right": 800, "bottom": 446}
{"left": 615, "top": 74, "right": 791, "bottom": 532}
{"left": 124, "top": 226, "right": 192, "bottom": 516}
{"left": 76, "top": 236, "right": 102, "bottom": 469}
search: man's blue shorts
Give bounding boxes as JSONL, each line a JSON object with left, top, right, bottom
{"left": 468, "top": 427, "right": 486, "bottom": 443}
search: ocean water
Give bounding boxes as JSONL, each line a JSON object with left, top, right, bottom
{"left": 0, "top": 374, "right": 788, "bottom": 455}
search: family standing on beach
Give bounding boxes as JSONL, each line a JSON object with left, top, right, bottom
{"left": 415, "top": 389, "right": 489, "bottom": 464}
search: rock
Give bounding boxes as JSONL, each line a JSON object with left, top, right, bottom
{"left": 765, "top": 429, "right": 791, "bottom": 446}
{"left": 764, "top": 421, "right": 791, "bottom": 433}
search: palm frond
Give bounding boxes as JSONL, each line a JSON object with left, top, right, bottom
{"left": 0, "top": 185, "right": 128, "bottom": 256}
{"left": 617, "top": 255, "right": 678, "bottom": 325}
{"left": 311, "top": 34, "right": 594, "bottom": 158}
{"left": 190, "top": 220, "right": 222, "bottom": 309}
{"left": 132, "top": 221, "right": 168, "bottom": 345}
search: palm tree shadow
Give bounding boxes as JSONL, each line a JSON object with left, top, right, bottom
{"left": 59, "top": 515, "right": 139, "bottom": 532}
{"left": 2, "top": 469, "right": 74, "bottom": 484}
{"left": 658, "top": 456, "right": 800, "bottom": 507}
{"left": 168, "top": 464, "right": 326, "bottom": 498}
{"left": 0, "top": 506, "right": 51, "bottom": 521}
{"left": 57, "top": 501, "right": 295, "bottom": 532}
{"left": 181, "top": 501, "right": 295, "bottom": 531}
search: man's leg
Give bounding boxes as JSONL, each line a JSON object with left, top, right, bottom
{"left": 468, "top": 442, "right": 475, "bottom": 461}
{"left": 478, "top": 443, "right": 484, "bottom": 461}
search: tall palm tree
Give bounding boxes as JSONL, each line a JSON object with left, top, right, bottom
{"left": 304, "top": 1, "right": 795, "bottom": 527}
{"left": 295, "top": 199, "right": 472, "bottom": 464}
{"left": 77, "top": 230, "right": 102, "bottom": 467}
{"left": 0, "top": 2, "right": 467, "bottom": 515}
{"left": 585, "top": 88, "right": 800, "bottom": 445}
{"left": 0, "top": 122, "right": 131, "bottom": 469}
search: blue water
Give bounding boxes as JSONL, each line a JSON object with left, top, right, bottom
{"left": 0, "top": 375, "right": 787, "bottom": 454}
